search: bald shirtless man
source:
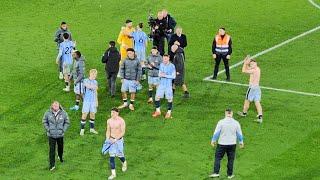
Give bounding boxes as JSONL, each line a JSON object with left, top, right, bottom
{"left": 237, "top": 56, "right": 263, "bottom": 123}
{"left": 105, "top": 108, "right": 127, "bottom": 180}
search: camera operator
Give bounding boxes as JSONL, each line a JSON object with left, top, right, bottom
{"left": 152, "top": 11, "right": 167, "bottom": 56}
{"left": 162, "top": 9, "right": 177, "bottom": 47}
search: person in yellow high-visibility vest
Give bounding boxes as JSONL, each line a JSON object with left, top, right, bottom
{"left": 117, "top": 20, "right": 135, "bottom": 63}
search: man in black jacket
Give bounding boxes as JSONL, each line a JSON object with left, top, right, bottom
{"left": 102, "top": 41, "right": 121, "bottom": 97}
{"left": 42, "top": 101, "right": 70, "bottom": 171}
{"left": 169, "top": 27, "right": 187, "bottom": 61}
{"left": 152, "top": 11, "right": 167, "bottom": 56}
{"left": 162, "top": 9, "right": 177, "bottom": 49}
{"left": 171, "top": 44, "right": 190, "bottom": 98}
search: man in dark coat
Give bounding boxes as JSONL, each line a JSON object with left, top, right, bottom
{"left": 171, "top": 44, "right": 190, "bottom": 98}
{"left": 102, "top": 41, "right": 121, "bottom": 97}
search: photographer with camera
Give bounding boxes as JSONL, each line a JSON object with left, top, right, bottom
{"left": 150, "top": 11, "right": 167, "bottom": 56}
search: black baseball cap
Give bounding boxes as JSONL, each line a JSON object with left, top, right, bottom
{"left": 126, "top": 19, "right": 132, "bottom": 23}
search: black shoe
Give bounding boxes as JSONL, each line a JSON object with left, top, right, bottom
{"left": 183, "top": 92, "right": 190, "bottom": 98}
{"left": 211, "top": 76, "right": 217, "bottom": 80}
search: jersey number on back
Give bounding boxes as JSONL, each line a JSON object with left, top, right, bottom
{"left": 65, "top": 46, "right": 73, "bottom": 55}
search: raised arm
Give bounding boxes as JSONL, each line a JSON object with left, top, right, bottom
{"left": 242, "top": 55, "right": 254, "bottom": 74}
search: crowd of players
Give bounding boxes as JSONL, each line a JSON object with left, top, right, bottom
{"left": 43, "top": 9, "right": 264, "bottom": 179}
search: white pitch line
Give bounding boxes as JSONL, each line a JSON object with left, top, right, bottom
{"left": 207, "top": 25, "right": 320, "bottom": 76}
{"left": 207, "top": 0, "right": 320, "bottom": 77}
{"left": 203, "top": 79, "right": 320, "bottom": 97}
{"left": 309, "top": 0, "right": 320, "bottom": 9}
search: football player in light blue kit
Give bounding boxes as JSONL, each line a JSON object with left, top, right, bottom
{"left": 80, "top": 69, "right": 99, "bottom": 136}
{"left": 132, "top": 23, "right": 148, "bottom": 80}
{"left": 152, "top": 54, "right": 176, "bottom": 119}
{"left": 56, "top": 33, "right": 76, "bottom": 92}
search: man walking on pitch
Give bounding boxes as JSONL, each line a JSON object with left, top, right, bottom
{"left": 212, "top": 27, "right": 232, "bottom": 81}
{"left": 103, "top": 108, "right": 127, "bottom": 180}
{"left": 54, "top": 22, "right": 73, "bottom": 80}
{"left": 80, "top": 69, "right": 99, "bottom": 136}
{"left": 118, "top": 48, "right": 142, "bottom": 111}
{"left": 42, "top": 101, "right": 70, "bottom": 171}
{"left": 56, "top": 33, "right": 76, "bottom": 92}
{"left": 237, "top": 56, "right": 263, "bottom": 123}
{"left": 70, "top": 50, "right": 85, "bottom": 111}
{"left": 102, "top": 41, "right": 121, "bottom": 98}
{"left": 209, "top": 108, "right": 244, "bottom": 179}
{"left": 152, "top": 54, "right": 176, "bottom": 119}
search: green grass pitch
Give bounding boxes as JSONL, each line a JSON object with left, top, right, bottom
{"left": 1, "top": 0, "right": 320, "bottom": 179}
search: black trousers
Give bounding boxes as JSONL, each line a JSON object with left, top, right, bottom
{"left": 213, "top": 54, "right": 230, "bottom": 79}
{"left": 107, "top": 72, "right": 117, "bottom": 96}
{"left": 48, "top": 137, "right": 64, "bottom": 167}
{"left": 153, "top": 37, "right": 165, "bottom": 56}
{"left": 213, "top": 144, "right": 236, "bottom": 176}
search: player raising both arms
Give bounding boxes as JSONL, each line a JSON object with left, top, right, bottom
{"left": 237, "top": 56, "right": 263, "bottom": 123}
{"left": 80, "top": 69, "right": 99, "bottom": 135}
{"left": 56, "top": 33, "right": 76, "bottom": 92}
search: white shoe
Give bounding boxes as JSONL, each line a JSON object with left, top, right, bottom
{"left": 254, "top": 118, "right": 263, "bottom": 123}
{"left": 59, "top": 72, "right": 63, "bottom": 80}
{"left": 80, "top": 129, "right": 85, "bottom": 136}
{"left": 90, "top": 128, "right": 98, "bottom": 134}
{"left": 118, "top": 103, "right": 128, "bottom": 109}
{"left": 147, "top": 98, "right": 153, "bottom": 103}
{"left": 63, "top": 86, "right": 70, "bottom": 92}
{"left": 208, "top": 173, "right": 219, "bottom": 178}
{"left": 122, "top": 161, "right": 127, "bottom": 172}
{"left": 108, "top": 174, "right": 116, "bottom": 180}
{"left": 49, "top": 166, "right": 56, "bottom": 171}
{"left": 129, "top": 104, "right": 135, "bottom": 111}
{"left": 228, "top": 175, "right": 235, "bottom": 179}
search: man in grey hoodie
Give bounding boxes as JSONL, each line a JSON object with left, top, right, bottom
{"left": 42, "top": 101, "right": 70, "bottom": 171}
{"left": 54, "top": 22, "right": 73, "bottom": 80}
{"left": 146, "top": 46, "right": 162, "bottom": 103}
{"left": 70, "top": 50, "right": 85, "bottom": 111}
{"left": 118, "top": 48, "right": 142, "bottom": 111}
